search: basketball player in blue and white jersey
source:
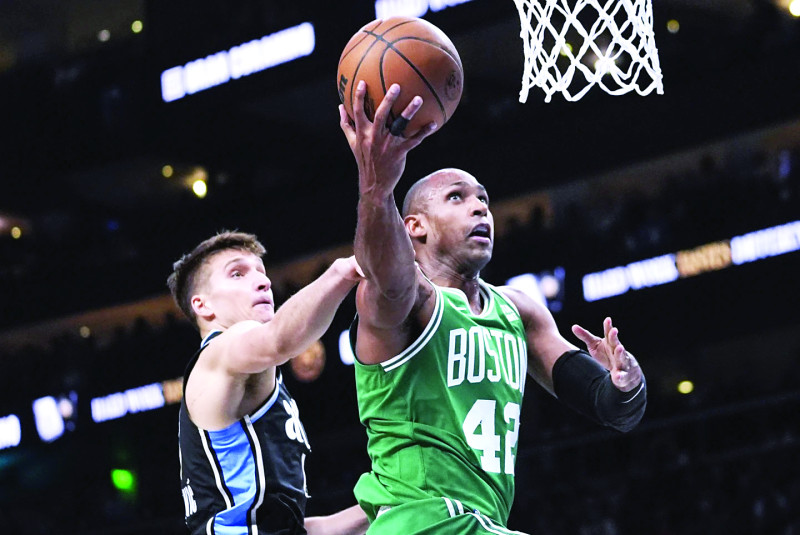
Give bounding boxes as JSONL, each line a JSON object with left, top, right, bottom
{"left": 167, "top": 230, "right": 368, "bottom": 535}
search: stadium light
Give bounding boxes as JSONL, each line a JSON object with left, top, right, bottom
{"left": 161, "top": 23, "right": 316, "bottom": 102}
{"left": 33, "top": 396, "right": 65, "bottom": 443}
{"left": 0, "top": 415, "right": 22, "bottom": 450}
{"left": 111, "top": 468, "right": 137, "bottom": 495}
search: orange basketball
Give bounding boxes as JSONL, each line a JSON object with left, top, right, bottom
{"left": 337, "top": 16, "right": 463, "bottom": 137}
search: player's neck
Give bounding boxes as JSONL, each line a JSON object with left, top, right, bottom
{"left": 198, "top": 321, "right": 227, "bottom": 341}
{"left": 419, "top": 261, "right": 483, "bottom": 311}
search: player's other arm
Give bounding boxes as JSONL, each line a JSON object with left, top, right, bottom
{"left": 223, "top": 257, "right": 362, "bottom": 374}
{"left": 499, "top": 286, "right": 575, "bottom": 395}
{"left": 305, "top": 504, "right": 369, "bottom": 535}
{"left": 501, "top": 286, "right": 646, "bottom": 432}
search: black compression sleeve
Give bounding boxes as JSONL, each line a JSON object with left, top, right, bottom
{"left": 552, "top": 349, "right": 646, "bottom": 432}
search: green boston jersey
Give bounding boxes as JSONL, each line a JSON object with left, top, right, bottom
{"left": 354, "top": 278, "right": 528, "bottom": 526}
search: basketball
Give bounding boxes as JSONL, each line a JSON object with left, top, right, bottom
{"left": 337, "top": 16, "right": 463, "bottom": 137}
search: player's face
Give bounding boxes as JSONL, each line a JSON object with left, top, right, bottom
{"left": 198, "top": 250, "right": 274, "bottom": 327}
{"left": 424, "top": 171, "right": 494, "bottom": 272}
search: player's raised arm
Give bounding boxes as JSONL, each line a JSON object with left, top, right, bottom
{"left": 221, "top": 256, "right": 363, "bottom": 374}
{"left": 184, "top": 249, "right": 362, "bottom": 375}
{"left": 339, "top": 81, "right": 435, "bottom": 333}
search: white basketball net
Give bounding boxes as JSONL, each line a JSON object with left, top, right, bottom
{"left": 513, "top": 0, "right": 664, "bottom": 102}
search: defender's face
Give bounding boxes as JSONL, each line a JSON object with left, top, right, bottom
{"left": 424, "top": 171, "right": 494, "bottom": 270}
{"left": 195, "top": 250, "right": 274, "bottom": 327}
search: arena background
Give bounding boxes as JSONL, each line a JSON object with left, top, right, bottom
{"left": 1, "top": 1, "right": 799, "bottom": 533}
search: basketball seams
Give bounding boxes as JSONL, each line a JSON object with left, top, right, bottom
{"left": 338, "top": 20, "right": 383, "bottom": 66}
{"left": 373, "top": 36, "right": 460, "bottom": 124}
{"left": 370, "top": 19, "right": 417, "bottom": 38}
{"left": 338, "top": 33, "right": 373, "bottom": 67}
{"left": 386, "top": 35, "right": 462, "bottom": 122}
{"left": 346, "top": 38, "right": 383, "bottom": 116}
{"left": 382, "top": 42, "right": 450, "bottom": 122}
{"left": 345, "top": 20, "right": 417, "bottom": 116}
{"left": 385, "top": 36, "right": 461, "bottom": 69}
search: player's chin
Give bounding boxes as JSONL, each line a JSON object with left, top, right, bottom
{"left": 469, "top": 239, "right": 493, "bottom": 255}
{"left": 465, "top": 247, "right": 492, "bottom": 270}
{"left": 253, "top": 307, "right": 275, "bottom": 323}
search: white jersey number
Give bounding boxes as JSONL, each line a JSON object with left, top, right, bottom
{"left": 462, "top": 399, "right": 520, "bottom": 475}
{"left": 283, "top": 398, "right": 310, "bottom": 448}
{"left": 181, "top": 483, "right": 198, "bottom": 517}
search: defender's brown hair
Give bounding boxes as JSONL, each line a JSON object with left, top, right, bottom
{"left": 167, "top": 231, "right": 266, "bottom": 326}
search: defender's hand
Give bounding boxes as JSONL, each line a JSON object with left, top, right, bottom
{"left": 332, "top": 256, "right": 366, "bottom": 283}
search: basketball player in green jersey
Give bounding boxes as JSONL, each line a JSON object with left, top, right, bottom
{"left": 338, "top": 80, "right": 647, "bottom": 534}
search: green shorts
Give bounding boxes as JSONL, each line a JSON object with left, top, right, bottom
{"left": 366, "top": 497, "right": 528, "bottom": 535}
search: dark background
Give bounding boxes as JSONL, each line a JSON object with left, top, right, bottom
{"left": 1, "top": 1, "right": 799, "bottom": 534}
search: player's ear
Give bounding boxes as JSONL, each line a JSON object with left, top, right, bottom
{"left": 405, "top": 214, "right": 427, "bottom": 239}
{"left": 191, "top": 294, "right": 213, "bottom": 320}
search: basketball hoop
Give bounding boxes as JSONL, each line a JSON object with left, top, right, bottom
{"left": 512, "top": 0, "right": 664, "bottom": 102}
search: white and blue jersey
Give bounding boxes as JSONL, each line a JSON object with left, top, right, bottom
{"left": 179, "top": 331, "right": 312, "bottom": 535}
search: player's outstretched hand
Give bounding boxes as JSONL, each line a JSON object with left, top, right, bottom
{"left": 338, "top": 80, "right": 436, "bottom": 198}
{"left": 571, "top": 317, "right": 643, "bottom": 393}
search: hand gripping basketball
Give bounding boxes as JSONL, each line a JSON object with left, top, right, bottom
{"left": 337, "top": 16, "right": 463, "bottom": 137}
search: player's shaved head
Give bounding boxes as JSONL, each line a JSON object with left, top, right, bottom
{"left": 402, "top": 168, "right": 475, "bottom": 217}
{"left": 402, "top": 175, "right": 433, "bottom": 217}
